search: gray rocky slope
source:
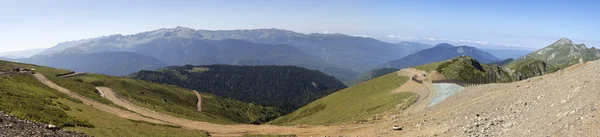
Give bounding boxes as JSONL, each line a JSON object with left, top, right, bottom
{"left": 0, "top": 111, "right": 89, "bottom": 137}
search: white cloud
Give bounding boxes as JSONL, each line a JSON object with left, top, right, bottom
{"left": 423, "top": 37, "right": 436, "bottom": 41}
{"left": 353, "top": 35, "right": 369, "bottom": 38}
{"left": 387, "top": 35, "right": 416, "bottom": 40}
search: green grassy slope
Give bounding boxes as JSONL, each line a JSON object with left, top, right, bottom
{"left": 68, "top": 74, "right": 281, "bottom": 124}
{"left": 507, "top": 59, "right": 558, "bottom": 81}
{"left": 0, "top": 73, "right": 92, "bottom": 127}
{"left": 416, "top": 56, "right": 556, "bottom": 83}
{"left": 437, "top": 56, "right": 512, "bottom": 83}
{"left": 0, "top": 60, "right": 209, "bottom": 136}
{"left": 270, "top": 72, "right": 416, "bottom": 125}
{"left": 0, "top": 59, "right": 113, "bottom": 105}
{"left": 509, "top": 38, "right": 599, "bottom": 68}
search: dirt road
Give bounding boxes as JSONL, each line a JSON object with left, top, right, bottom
{"left": 192, "top": 90, "right": 202, "bottom": 112}
{"left": 32, "top": 73, "right": 170, "bottom": 125}
{"left": 94, "top": 87, "right": 105, "bottom": 97}
{"left": 94, "top": 87, "right": 347, "bottom": 136}
{"left": 393, "top": 68, "right": 436, "bottom": 114}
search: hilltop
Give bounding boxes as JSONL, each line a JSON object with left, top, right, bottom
{"left": 383, "top": 43, "right": 500, "bottom": 69}
{"left": 413, "top": 56, "right": 555, "bottom": 84}
{"left": 130, "top": 65, "right": 347, "bottom": 114}
{"left": 511, "top": 38, "right": 600, "bottom": 68}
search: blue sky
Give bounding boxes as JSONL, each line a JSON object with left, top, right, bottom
{"left": 1, "top": 0, "right": 599, "bottom": 52}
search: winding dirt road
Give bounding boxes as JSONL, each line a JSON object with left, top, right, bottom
{"left": 93, "top": 87, "right": 347, "bottom": 136}
{"left": 32, "top": 73, "right": 170, "bottom": 125}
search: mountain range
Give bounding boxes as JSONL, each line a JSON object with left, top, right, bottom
{"left": 382, "top": 43, "right": 501, "bottom": 69}
{"left": 0, "top": 48, "right": 46, "bottom": 59}
{"left": 22, "top": 27, "right": 434, "bottom": 82}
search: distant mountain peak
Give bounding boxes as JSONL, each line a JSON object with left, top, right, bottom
{"left": 435, "top": 43, "right": 455, "bottom": 48}
{"left": 553, "top": 37, "right": 573, "bottom": 45}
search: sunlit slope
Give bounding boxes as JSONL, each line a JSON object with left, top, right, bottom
{"left": 66, "top": 73, "right": 281, "bottom": 124}
{"left": 0, "top": 60, "right": 209, "bottom": 137}
{"left": 270, "top": 72, "right": 416, "bottom": 125}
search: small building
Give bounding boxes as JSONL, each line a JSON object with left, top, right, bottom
{"left": 30, "top": 69, "right": 36, "bottom": 74}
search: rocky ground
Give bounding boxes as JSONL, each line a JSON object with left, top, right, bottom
{"left": 395, "top": 61, "right": 600, "bottom": 137}
{"left": 328, "top": 61, "right": 600, "bottom": 137}
{"left": 0, "top": 111, "right": 89, "bottom": 137}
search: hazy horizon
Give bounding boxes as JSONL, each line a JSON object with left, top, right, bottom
{"left": 1, "top": 0, "right": 599, "bottom": 52}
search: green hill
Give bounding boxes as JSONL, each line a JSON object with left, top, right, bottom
{"left": 415, "top": 56, "right": 556, "bottom": 83}
{"left": 436, "top": 56, "right": 512, "bottom": 83}
{"left": 511, "top": 38, "right": 600, "bottom": 68}
{"left": 507, "top": 59, "right": 558, "bottom": 81}
{"left": 130, "top": 65, "right": 347, "bottom": 114}
{"left": 0, "top": 60, "right": 209, "bottom": 136}
{"left": 270, "top": 72, "right": 416, "bottom": 125}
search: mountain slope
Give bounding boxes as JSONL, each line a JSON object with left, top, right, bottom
{"left": 366, "top": 59, "right": 600, "bottom": 137}
{"left": 415, "top": 56, "right": 556, "bottom": 84}
{"left": 383, "top": 43, "right": 501, "bottom": 69}
{"left": 130, "top": 65, "right": 347, "bottom": 113}
{"left": 396, "top": 42, "right": 434, "bottom": 54}
{"left": 0, "top": 59, "right": 211, "bottom": 136}
{"left": 25, "top": 52, "right": 167, "bottom": 76}
{"left": 32, "top": 29, "right": 358, "bottom": 81}
{"left": 511, "top": 38, "right": 600, "bottom": 68}
{"left": 270, "top": 72, "right": 415, "bottom": 125}
{"left": 196, "top": 29, "right": 422, "bottom": 72}
{"left": 40, "top": 27, "right": 424, "bottom": 74}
